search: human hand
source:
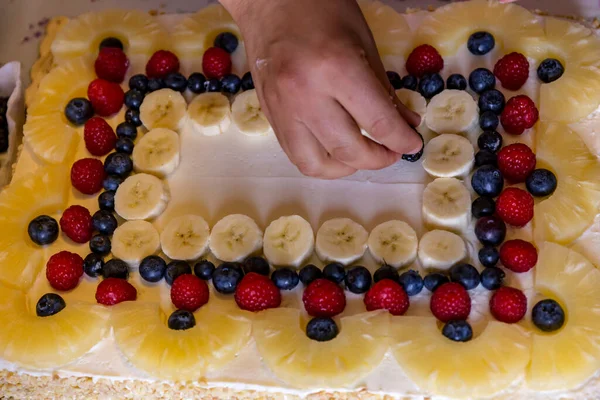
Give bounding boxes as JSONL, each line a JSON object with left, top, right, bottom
{"left": 220, "top": 0, "right": 423, "bottom": 179}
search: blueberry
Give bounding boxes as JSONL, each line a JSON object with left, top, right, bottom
{"left": 89, "top": 234, "right": 111, "bottom": 256}
{"left": 398, "top": 269, "right": 424, "bottom": 296}
{"left": 532, "top": 299, "right": 565, "bottom": 332}
{"left": 125, "top": 109, "right": 142, "bottom": 127}
{"left": 212, "top": 262, "right": 244, "bottom": 293}
{"left": 478, "top": 89, "right": 505, "bottom": 115}
{"left": 104, "top": 152, "right": 133, "bottom": 177}
{"left": 323, "top": 262, "right": 346, "bottom": 284}
{"left": 194, "top": 259, "right": 215, "bottom": 280}
{"left": 424, "top": 273, "right": 449, "bottom": 292}
{"left": 480, "top": 266, "right": 505, "bottom": 290}
{"left": 446, "top": 74, "right": 467, "bottom": 90}
{"left": 36, "top": 293, "right": 66, "bottom": 317}
{"left": 65, "top": 98, "right": 94, "bottom": 125}
{"left": 401, "top": 75, "right": 418, "bottom": 91}
{"left": 187, "top": 73, "right": 207, "bottom": 94}
{"left": 373, "top": 265, "right": 399, "bottom": 283}
{"left": 537, "top": 58, "right": 564, "bottom": 84}
{"left": 129, "top": 74, "right": 149, "bottom": 93}
{"left": 214, "top": 32, "right": 239, "bottom": 54}
{"left": 99, "top": 37, "right": 123, "bottom": 50}
{"left": 471, "top": 196, "right": 495, "bottom": 218}
{"left": 98, "top": 190, "right": 115, "bottom": 211}
{"left": 449, "top": 263, "right": 480, "bottom": 290}
{"left": 243, "top": 256, "right": 270, "bottom": 276}
{"left": 139, "top": 255, "right": 167, "bottom": 282}
{"left": 205, "top": 78, "right": 222, "bottom": 92}
{"left": 401, "top": 130, "right": 424, "bottom": 162}
{"left": 344, "top": 266, "right": 372, "bottom": 294}
{"left": 28, "top": 215, "right": 59, "bottom": 245}
{"left": 475, "top": 150, "right": 497, "bottom": 167}
{"left": 241, "top": 72, "right": 254, "bottom": 91}
{"left": 467, "top": 31, "right": 495, "bottom": 56}
{"left": 116, "top": 122, "right": 137, "bottom": 140}
{"left": 124, "top": 89, "right": 144, "bottom": 110}
{"left": 103, "top": 174, "right": 124, "bottom": 191}
{"left": 271, "top": 267, "right": 300, "bottom": 290}
{"left": 168, "top": 309, "right": 196, "bottom": 330}
{"left": 299, "top": 264, "right": 322, "bottom": 285}
{"left": 83, "top": 253, "right": 104, "bottom": 278}
{"left": 418, "top": 73, "right": 445, "bottom": 99}
{"left": 306, "top": 317, "right": 339, "bottom": 342}
{"left": 475, "top": 216, "right": 506, "bottom": 246}
{"left": 165, "top": 72, "right": 188, "bottom": 92}
{"left": 442, "top": 320, "right": 473, "bottom": 342}
{"left": 103, "top": 258, "right": 129, "bottom": 279}
{"left": 526, "top": 169, "right": 557, "bottom": 197}
{"left": 165, "top": 261, "right": 192, "bottom": 286}
{"left": 92, "top": 210, "right": 118, "bottom": 235}
{"left": 471, "top": 165, "right": 504, "bottom": 197}
{"left": 147, "top": 78, "right": 165, "bottom": 93}
{"left": 479, "top": 111, "right": 499, "bottom": 131}
{"left": 478, "top": 246, "right": 500, "bottom": 267}
{"left": 115, "top": 137, "right": 134, "bottom": 154}
{"left": 477, "top": 130, "right": 502, "bottom": 153}
{"left": 469, "top": 68, "right": 496, "bottom": 94}
{"left": 221, "top": 74, "right": 242, "bottom": 94}
{"left": 387, "top": 71, "right": 403, "bottom": 89}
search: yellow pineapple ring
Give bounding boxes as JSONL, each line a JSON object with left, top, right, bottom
{"left": 391, "top": 316, "right": 531, "bottom": 398}
{"left": 359, "top": 0, "right": 412, "bottom": 59}
{"left": 0, "top": 285, "right": 109, "bottom": 369}
{"left": 527, "top": 243, "right": 600, "bottom": 390}
{"left": 51, "top": 10, "right": 168, "bottom": 64}
{"left": 253, "top": 308, "right": 389, "bottom": 388}
{"left": 111, "top": 299, "right": 251, "bottom": 381}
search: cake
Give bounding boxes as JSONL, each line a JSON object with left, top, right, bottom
{"left": 3, "top": 1, "right": 600, "bottom": 399}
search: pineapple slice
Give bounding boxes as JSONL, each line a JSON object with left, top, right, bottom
{"left": 172, "top": 5, "right": 240, "bottom": 59}
{"left": 358, "top": 0, "right": 411, "bottom": 58}
{"left": 51, "top": 10, "right": 167, "bottom": 64}
{"left": 527, "top": 243, "right": 600, "bottom": 391}
{"left": 390, "top": 316, "right": 531, "bottom": 398}
{"left": 112, "top": 299, "right": 252, "bottom": 381}
{"left": 414, "top": 0, "right": 542, "bottom": 57}
{"left": 23, "top": 113, "right": 80, "bottom": 165}
{"left": 0, "top": 284, "right": 109, "bottom": 369}
{"left": 253, "top": 308, "right": 389, "bottom": 388}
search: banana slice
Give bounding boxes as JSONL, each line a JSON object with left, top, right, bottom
{"left": 160, "top": 214, "right": 210, "bottom": 261}
{"left": 263, "top": 215, "right": 314, "bottom": 268}
{"left": 139, "top": 88, "right": 187, "bottom": 131}
{"left": 425, "top": 90, "right": 479, "bottom": 136}
{"left": 231, "top": 89, "right": 272, "bottom": 136}
{"left": 368, "top": 220, "right": 418, "bottom": 268}
{"left": 422, "top": 134, "right": 474, "bottom": 178}
{"left": 209, "top": 214, "right": 263, "bottom": 262}
{"left": 132, "top": 128, "right": 180, "bottom": 178}
{"left": 114, "top": 173, "right": 170, "bottom": 221}
{"left": 422, "top": 177, "right": 470, "bottom": 232}
{"left": 314, "top": 218, "right": 368, "bottom": 265}
{"left": 112, "top": 220, "right": 161, "bottom": 266}
{"left": 187, "top": 92, "right": 231, "bottom": 136}
{"left": 418, "top": 229, "right": 466, "bottom": 271}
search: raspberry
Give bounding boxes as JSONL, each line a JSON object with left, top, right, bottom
{"left": 170, "top": 274, "right": 210, "bottom": 312}
{"left": 87, "top": 78, "right": 124, "bottom": 117}
{"left": 497, "top": 143, "right": 536, "bottom": 183}
{"left": 405, "top": 44, "right": 444, "bottom": 78}
{"left": 430, "top": 282, "right": 471, "bottom": 322}
{"left": 60, "top": 205, "right": 93, "bottom": 243}
{"left": 84, "top": 117, "right": 117, "bottom": 156}
{"left": 71, "top": 158, "right": 106, "bottom": 195}
{"left": 146, "top": 50, "right": 180, "bottom": 79}
{"left": 363, "top": 279, "right": 410, "bottom": 316}
{"left": 46, "top": 251, "right": 83, "bottom": 291}
{"left": 500, "top": 239, "right": 538, "bottom": 273}
{"left": 94, "top": 47, "right": 129, "bottom": 83}
{"left": 496, "top": 187, "right": 534, "bottom": 227}
{"left": 95, "top": 277, "right": 137, "bottom": 306}
{"left": 202, "top": 47, "right": 232, "bottom": 79}
{"left": 493, "top": 52, "right": 530, "bottom": 91}
{"left": 302, "top": 278, "right": 346, "bottom": 317}
{"left": 234, "top": 272, "right": 281, "bottom": 312}
{"left": 501, "top": 95, "right": 539, "bottom": 135}
{"left": 489, "top": 286, "right": 527, "bottom": 323}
